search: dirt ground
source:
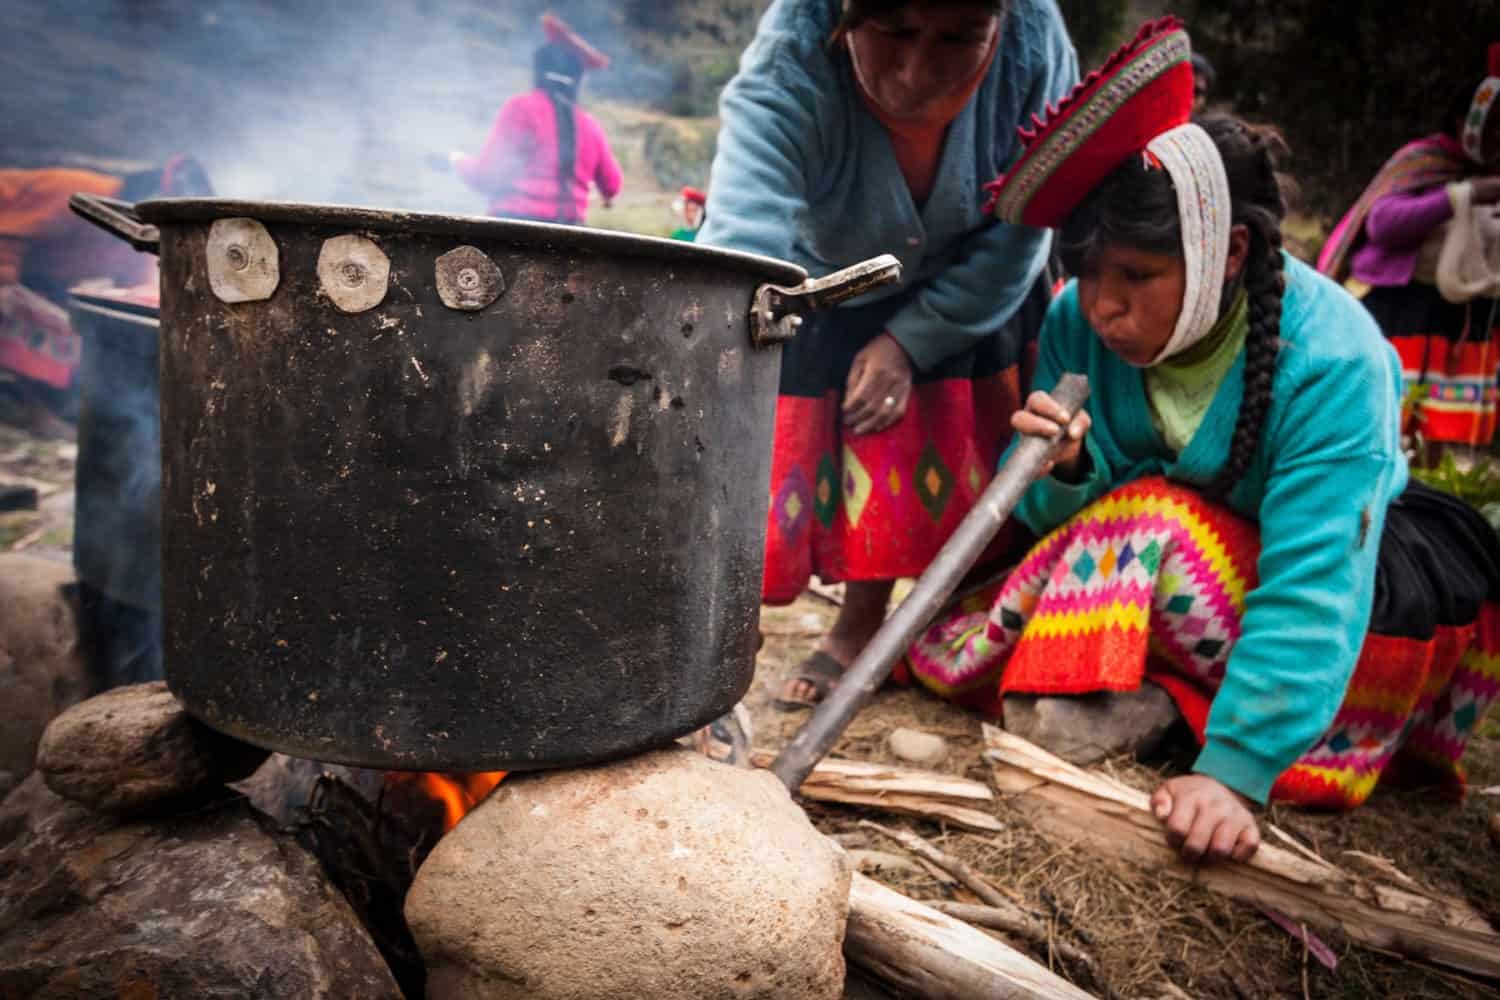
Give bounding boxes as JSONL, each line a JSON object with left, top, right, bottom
{"left": 0, "top": 396, "right": 77, "bottom": 566}
{"left": 752, "top": 596, "right": 1500, "bottom": 1000}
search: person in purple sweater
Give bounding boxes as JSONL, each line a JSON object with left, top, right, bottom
{"left": 1319, "top": 44, "right": 1500, "bottom": 455}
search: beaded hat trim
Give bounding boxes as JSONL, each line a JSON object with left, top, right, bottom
{"left": 987, "top": 17, "right": 1193, "bottom": 227}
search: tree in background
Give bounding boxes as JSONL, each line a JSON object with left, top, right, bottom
{"left": 1056, "top": 0, "right": 1130, "bottom": 67}
{"left": 1188, "top": 0, "right": 1500, "bottom": 237}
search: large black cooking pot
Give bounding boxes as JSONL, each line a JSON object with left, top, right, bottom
{"left": 71, "top": 194, "right": 898, "bottom": 771}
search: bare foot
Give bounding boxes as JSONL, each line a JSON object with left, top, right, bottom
{"left": 778, "top": 579, "right": 894, "bottom": 705}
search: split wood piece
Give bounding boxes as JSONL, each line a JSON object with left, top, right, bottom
{"left": 982, "top": 724, "right": 1500, "bottom": 981}
{"left": 926, "top": 903, "right": 1101, "bottom": 979}
{"left": 750, "top": 750, "right": 1002, "bottom": 833}
{"left": 9, "top": 523, "right": 48, "bottom": 552}
{"left": 845, "top": 872, "right": 1096, "bottom": 1000}
{"left": 857, "top": 821, "right": 1100, "bottom": 976}
{"left": 857, "top": 820, "right": 1012, "bottom": 907}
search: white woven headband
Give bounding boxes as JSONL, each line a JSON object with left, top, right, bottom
{"left": 1141, "top": 123, "right": 1234, "bottom": 366}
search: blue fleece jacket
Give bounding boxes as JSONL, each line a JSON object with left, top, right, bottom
{"left": 1015, "top": 255, "right": 1409, "bottom": 803}
{"left": 696, "top": 0, "right": 1078, "bottom": 372}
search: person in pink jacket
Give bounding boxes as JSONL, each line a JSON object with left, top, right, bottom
{"left": 452, "top": 14, "right": 623, "bottom": 225}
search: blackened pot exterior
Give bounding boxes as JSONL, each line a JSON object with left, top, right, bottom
{"left": 138, "top": 199, "right": 804, "bottom": 771}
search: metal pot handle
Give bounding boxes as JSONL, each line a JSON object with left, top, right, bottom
{"left": 750, "top": 254, "right": 902, "bottom": 348}
{"left": 68, "top": 193, "right": 161, "bottom": 254}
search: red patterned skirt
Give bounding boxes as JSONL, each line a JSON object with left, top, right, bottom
{"left": 762, "top": 280, "right": 1047, "bottom": 604}
{"left": 906, "top": 477, "right": 1500, "bottom": 809}
{"left": 1361, "top": 282, "right": 1500, "bottom": 446}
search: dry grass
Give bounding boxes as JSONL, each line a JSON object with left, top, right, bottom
{"left": 752, "top": 595, "right": 1500, "bottom": 1000}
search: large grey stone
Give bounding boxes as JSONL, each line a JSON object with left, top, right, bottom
{"left": 0, "top": 555, "right": 91, "bottom": 781}
{"left": 38, "top": 681, "right": 268, "bottom": 815}
{"left": 0, "top": 772, "right": 401, "bottom": 998}
{"left": 407, "top": 747, "right": 851, "bottom": 1000}
{"left": 1003, "top": 683, "right": 1182, "bottom": 766}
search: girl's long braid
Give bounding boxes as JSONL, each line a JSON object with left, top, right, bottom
{"left": 1203, "top": 119, "right": 1288, "bottom": 499}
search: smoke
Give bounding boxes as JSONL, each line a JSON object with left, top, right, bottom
{"left": 1, "top": 1, "right": 718, "bottom": 689}
{"left": 0, "top": 0, "right": 681, "bottom": 212}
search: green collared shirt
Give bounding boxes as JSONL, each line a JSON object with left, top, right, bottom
{"left": 1145, "top": 288, "right": 1250, "bottom": 455}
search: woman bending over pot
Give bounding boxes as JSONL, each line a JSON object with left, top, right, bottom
{"left": 907, "top": 19, "right": 1500, "bottom": 861}
{"left": 697, "top": 0, "right": 1077, "bottom": 709}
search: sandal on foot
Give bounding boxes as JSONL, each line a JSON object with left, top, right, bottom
{"left": 773, "top": 650, "right": 845, "bottom": 711}
{"left": 681, "top": 703, "right": 754, "bottom": 767}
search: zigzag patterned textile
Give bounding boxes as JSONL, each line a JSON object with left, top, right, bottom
{"left": 905, "top": 477, "right": 1500, "bottom": 809}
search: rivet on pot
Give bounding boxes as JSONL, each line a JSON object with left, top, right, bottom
{"left": 435, "top": 245, "right": 506, "bottom": 312}
{"left": 317, "top": 235, "right": 390, "bottom": 314}
{"left": 206, "top": 218, "right": 279, "bottom": 303}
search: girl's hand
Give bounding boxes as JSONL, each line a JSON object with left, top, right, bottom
{"left": 1011, "top": 390, "right": 1091, "bottom": 479}
{"left": 1151, "top": 774, "right": 1261, "bottom": 863}
{"left": 843, "top": 333, "right": 914, "bottom": 436}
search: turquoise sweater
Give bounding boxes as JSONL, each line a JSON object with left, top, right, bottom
{"left": 1016, "top": 256, "right": 1409, "bottom": 803}
{"left": 696, "top": 0, "right": 1078, "bottom": 372}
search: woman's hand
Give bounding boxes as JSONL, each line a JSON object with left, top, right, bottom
{"left": 1011, "top": 390, "right": 1091, "bottom": 480}
{"left": 1151, "top": 774, "right": 1261, "bottom": 863}
{"left": 843, "top": 333, "right": 914, "bottom": 436}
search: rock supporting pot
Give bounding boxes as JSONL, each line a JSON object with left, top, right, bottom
{"left": 406, "top": 748, "right": 852, "bottom": 999}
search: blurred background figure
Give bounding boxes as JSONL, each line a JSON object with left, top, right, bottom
{"left": 1191, "top": 51, "right": 1215, "bottom": 113}
{"left": 0, "top": 157, "right": 210, "bottom": 429}
{"left": 669, "top": 185, "right": 706, "bottom": 241}
{"left": 1318, "top": 43, "right": 1500, "bottom": 465}
{"left": 451, "top": 13, "right": 623, "bottom": 225}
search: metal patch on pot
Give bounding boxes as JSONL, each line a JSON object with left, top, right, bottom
{"left": 205, "top": 218, "right": 279, "bottom": 304}
{"left": 435, "top": 245, "right": 506, "bottom": 312}
{"left": 317, "top": 235, "right": 390, "bottom": 314}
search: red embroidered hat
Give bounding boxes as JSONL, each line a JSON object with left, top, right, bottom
{"left": 541, "top": 12, "right": 610, "bottom": 70}
{"left": 987, "top": 17, "right": 1194, "bottom": 227}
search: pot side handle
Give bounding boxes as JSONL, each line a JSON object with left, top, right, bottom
{"left": 68, "top": 194, "right": 161, "bottom": 255}
{"left": 750, "top": 253, "right": 902, "bottom": 348}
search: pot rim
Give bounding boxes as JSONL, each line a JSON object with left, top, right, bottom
{"left": 135, "top": 198, "right": 809, "bottom": 285}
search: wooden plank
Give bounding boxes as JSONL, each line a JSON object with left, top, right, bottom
{"left": 982, "top": 725, "right": 1500, "bottom": 980}
{"left": 752, "top": 751, "right": 1003, "bottom": 833}
{"left": 845, "top": 872, "right": 1096, "bottom": 1000}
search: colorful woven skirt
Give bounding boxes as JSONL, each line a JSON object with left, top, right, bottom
{"left": 906, "top": 477, "right": 1500, "bottom": 809}
{"left": 1360, "top": 282, "right": 1500, "bottom": 446}
{"left": 0, "top": 283, "right": 79, "bottom": 391}
{"left": 761, "top": 279, "right": 1048, "bottom": 604}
